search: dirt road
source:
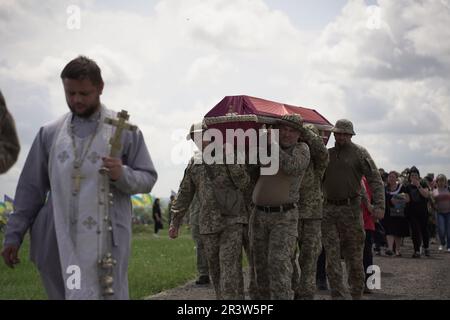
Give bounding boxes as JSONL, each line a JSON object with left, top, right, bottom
{"left": 146, "top": 240, "right": 450, "bottom": 300}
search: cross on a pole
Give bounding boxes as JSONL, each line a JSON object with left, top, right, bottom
{"left": 104, "top": 110, "right": 137, "bottom": 158}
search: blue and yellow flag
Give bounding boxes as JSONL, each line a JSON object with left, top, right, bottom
{"left": 0, "top": 202, "right": 6, "bottom": 214}
{"left": 4, "top": 195, "right": 14, "bottom": 212}
{"left": 141, "top": 194, "right": 154, "bottom": 207}
{"left": 131, "top": 195, "right": 144, "bottom": 208}
{"left": 0, "top": 202, "right": 7, "bottom": 225}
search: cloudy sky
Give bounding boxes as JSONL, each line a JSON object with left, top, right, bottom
{"left": 1, "top": 0, "right": 449, "bottom": 199}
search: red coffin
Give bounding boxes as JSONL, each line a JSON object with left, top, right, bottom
{"left": 204, "top": 95, "right": 333, "bottom": 145}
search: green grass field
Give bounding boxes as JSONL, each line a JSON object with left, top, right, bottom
{"left": 0, "top": 225, "right": 197, "bottom": 300}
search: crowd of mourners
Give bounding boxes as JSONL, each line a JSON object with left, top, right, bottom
{"left": 373, "top": 167, "right": 450, "bottom": 258}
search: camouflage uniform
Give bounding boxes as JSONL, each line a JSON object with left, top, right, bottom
{"left": 242, "top": 164, "right": 261, "bottom": 300}
{"left": 171, "top": 153, "right": 250, "bottom": 300}
{"left": 322, "top": 119, "right": 385, "bottom": 300}
{"left": 167, "top": 199, "right": 173, "bottom": 227}
{"left": 252, "top": 115, "right": 310, "bottom": 300}
{"left": 0, "top": 90, "right": 20, "bottom": 174}
{"left": 292, "top": 125, "right": 329, "bottom": 300}
{"left": 189, "top": 193, "right": 209, "bottom": 280}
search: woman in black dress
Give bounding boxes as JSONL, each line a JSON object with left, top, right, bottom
{"left": 405, "top": 166, "right": 431, "bottom": 258}
{"left": 383, "top": 171, "right": 410, "bottom": 256}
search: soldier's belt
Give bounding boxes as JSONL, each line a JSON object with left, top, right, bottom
{"left": 325, "top": 196, "right": 359, "bottom": 206}
{"left": 255, "top": 203, "right": 297, "bottom": 213}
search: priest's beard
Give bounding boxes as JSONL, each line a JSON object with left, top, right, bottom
{"left": 68, "top": 98, "right": 101, "bottom": 118}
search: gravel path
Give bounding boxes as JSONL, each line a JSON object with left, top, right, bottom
{"left": 145, "top": 240, "right": 450, "bottom": 300}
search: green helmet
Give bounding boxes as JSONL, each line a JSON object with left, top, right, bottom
{"left": 186, "top": 122, "right": 206, "bottom": 140}
{"left": 279, "top": 113, "right": 303, "bottom": 131}
{"left": 331, "top": 119, "right": 355, "bottom": 135}
{"left": 304, "top": 123, "right": 319, "bottom": 135}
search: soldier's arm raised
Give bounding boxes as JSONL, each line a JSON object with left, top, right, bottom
{"left": 298, "top": 165, "right": 315, "bottom": 214}
{"left": 301, "top": 128, "right": 329, "bottom": 174}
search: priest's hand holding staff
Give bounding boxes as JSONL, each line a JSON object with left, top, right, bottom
{"left": 102, "top": 156, "right": 123, "bottom": 181}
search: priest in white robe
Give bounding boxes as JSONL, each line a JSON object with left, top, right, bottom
{"left": 1, "top": 56, "right": 158, "bottom": 300}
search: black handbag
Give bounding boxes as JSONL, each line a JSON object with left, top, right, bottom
{"left": 389, "top": 194, "right": 406, "bottom": 217}
{"left": 389, "top": 205, "right": 405, "bottom": 217}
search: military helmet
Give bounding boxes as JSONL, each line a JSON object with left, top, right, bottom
{"left": 186, "top": 121, "right": 206, "bottom": 140}
{"left": 278, "top": 113, "right": 303, "bottom": 131}
{"left": 304, "top": 123, "right": 319, "bottom": 135}
{"left": 331, "top": 119, "right": 355, "bottom": 135}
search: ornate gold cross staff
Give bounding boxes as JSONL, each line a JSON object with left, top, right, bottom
{"left": 104, "top": 110, "right": 137, "bottom": 159}
{"left": 98, "top": 109, "right": 137, "bottom": 297}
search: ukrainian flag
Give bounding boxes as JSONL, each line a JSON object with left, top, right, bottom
{"left": 141, "top": 194, "right": 154, "bottom": 207}
{"left": 4, "top": 195, "right": 14, "bottom": 212}
{"left": 0, "top": 202, "right": 6, "bottom": 214}
{"left": 0, "top": 202, "right": 7, "bottom": 226}
{"left": 131, "top": 195, "right": 144, "bottom": 208}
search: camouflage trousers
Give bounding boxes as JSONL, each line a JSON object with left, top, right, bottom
{"left": 242, "top": 223, "right": 258, "bottom": 300}
{"left": 191, "top": 223, "right": 209, "bottom": 278}
{"left": 322, "top": 200, "right": 365, "bottom": 300}
{"left": 292, "top": 218, "right": 322, "bottom": 300}
{"left": 251, "top": 207, "right": 298, "bottom": 300}
{"left": 201, "top": 223, "right": 245, "bottom": 300}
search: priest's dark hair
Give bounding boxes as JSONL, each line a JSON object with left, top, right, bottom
{"left": 60, "top": 55, "right": 104, "bottom": 87}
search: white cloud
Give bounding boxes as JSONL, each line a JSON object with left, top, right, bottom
{"left": 1, "top": 0, "right": 449, "bottom": 199}
{"left": 185, "top": 54, "right": 237, "bottom": 84}
{"left": 1, "top": 0, "right": 309, "bottom": 198}
{"left": 154, "top": 0, "right": 302, "bottom": 51}
{"left": 288, "top": 0, "right": 450, "bottom": 182}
